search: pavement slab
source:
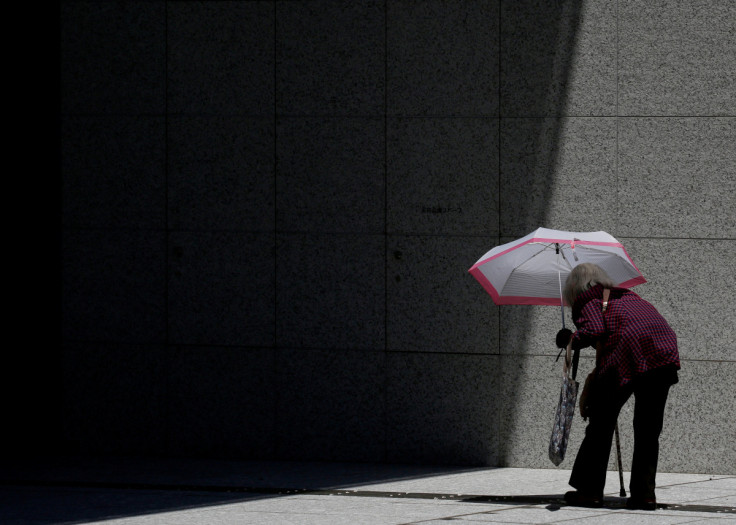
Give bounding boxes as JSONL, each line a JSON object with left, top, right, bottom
{"left": 1, "top": 458, "right": 733, "bottom": 524}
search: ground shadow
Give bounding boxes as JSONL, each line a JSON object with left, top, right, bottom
{"left": 0, "top": 456, "right": 487, "bottom": 524}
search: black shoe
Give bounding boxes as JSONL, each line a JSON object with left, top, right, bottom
{"left": 564, "top": 490, "right": 603, "bottom": 508}
{"left": 626, "top": 497, "right": 657, "bottom": 510}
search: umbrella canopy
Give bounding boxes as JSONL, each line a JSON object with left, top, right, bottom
{"left": 469, "top": 227, "right": 646, "bottom": 306}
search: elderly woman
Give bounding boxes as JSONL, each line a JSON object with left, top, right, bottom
{"left": 555, "top": 263, "right": 680, "bottom": 510}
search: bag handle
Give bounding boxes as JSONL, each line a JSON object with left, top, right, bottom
{"left": 594, "top": 288, "right": 611, "bottom": 366}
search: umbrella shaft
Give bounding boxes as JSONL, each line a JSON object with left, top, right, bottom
{"left": 558, "top": 269, "right": 565, "bottom": 329}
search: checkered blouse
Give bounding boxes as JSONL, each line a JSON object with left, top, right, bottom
{"left": 571, "top": 284, "right": 680, "bottom": 387}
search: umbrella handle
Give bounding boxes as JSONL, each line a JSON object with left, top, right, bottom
{"left": 560, "top": 303, "right": 565, "bottom": 329}
{"left": 558, "top": 270, "right": 565, "bottom": 329}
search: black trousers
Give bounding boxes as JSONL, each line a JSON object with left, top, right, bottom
{"left": 569, "top": 367, "right": 677, "bottom": 499}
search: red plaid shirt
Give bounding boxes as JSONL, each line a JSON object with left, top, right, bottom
{"left": 571, "top": 284, "right": 680, "bottom": 387}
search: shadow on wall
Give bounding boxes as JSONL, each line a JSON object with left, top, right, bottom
{"left": 495, "top": 0, "right": 584, "bottom": 466}
{"left": 54, "top": 0, "right": 585, "bottom": 474}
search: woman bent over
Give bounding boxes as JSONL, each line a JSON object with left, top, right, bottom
{"left": 556, "top": 263, "right": 680, "bottom": 510}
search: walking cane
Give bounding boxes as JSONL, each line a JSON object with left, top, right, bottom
{"left": 614, "top": 423, "right": 626, "bottom": 497}
{"left": 597, "top": 288, "right": 626, "bottom": 498}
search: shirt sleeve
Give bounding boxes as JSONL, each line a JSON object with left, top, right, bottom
{"left": 571, "top": 299, "right": 606, "bottom": 350}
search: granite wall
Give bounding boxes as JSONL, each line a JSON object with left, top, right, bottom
{"left": 59, "top": 1, "right": 735, "bottom": 474}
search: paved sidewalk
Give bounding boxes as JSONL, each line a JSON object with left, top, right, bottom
{"left": 1, "top": 457, "right": 734, "bottom": 524}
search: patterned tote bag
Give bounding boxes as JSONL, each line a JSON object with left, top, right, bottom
{"left": 549, "top": 342, "right": 579, "bottom": 466}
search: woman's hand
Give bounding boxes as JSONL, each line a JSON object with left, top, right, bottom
{"left": 556, "top": 328, "right": 573, "bottom": 348}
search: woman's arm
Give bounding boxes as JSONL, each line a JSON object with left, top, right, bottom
{"left": 571, "top": 299, "right": 606, "bottom": 350}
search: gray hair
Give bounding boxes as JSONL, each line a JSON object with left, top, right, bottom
{"left": 563, "top": 263, "right": 615, "bottom": 307}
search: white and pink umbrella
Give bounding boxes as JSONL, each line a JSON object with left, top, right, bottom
{"left": 472, "top": 228, "right": 642, "bottom": 478}
{"left": 469, "top": 227, "right": 646, "bottom": 313}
